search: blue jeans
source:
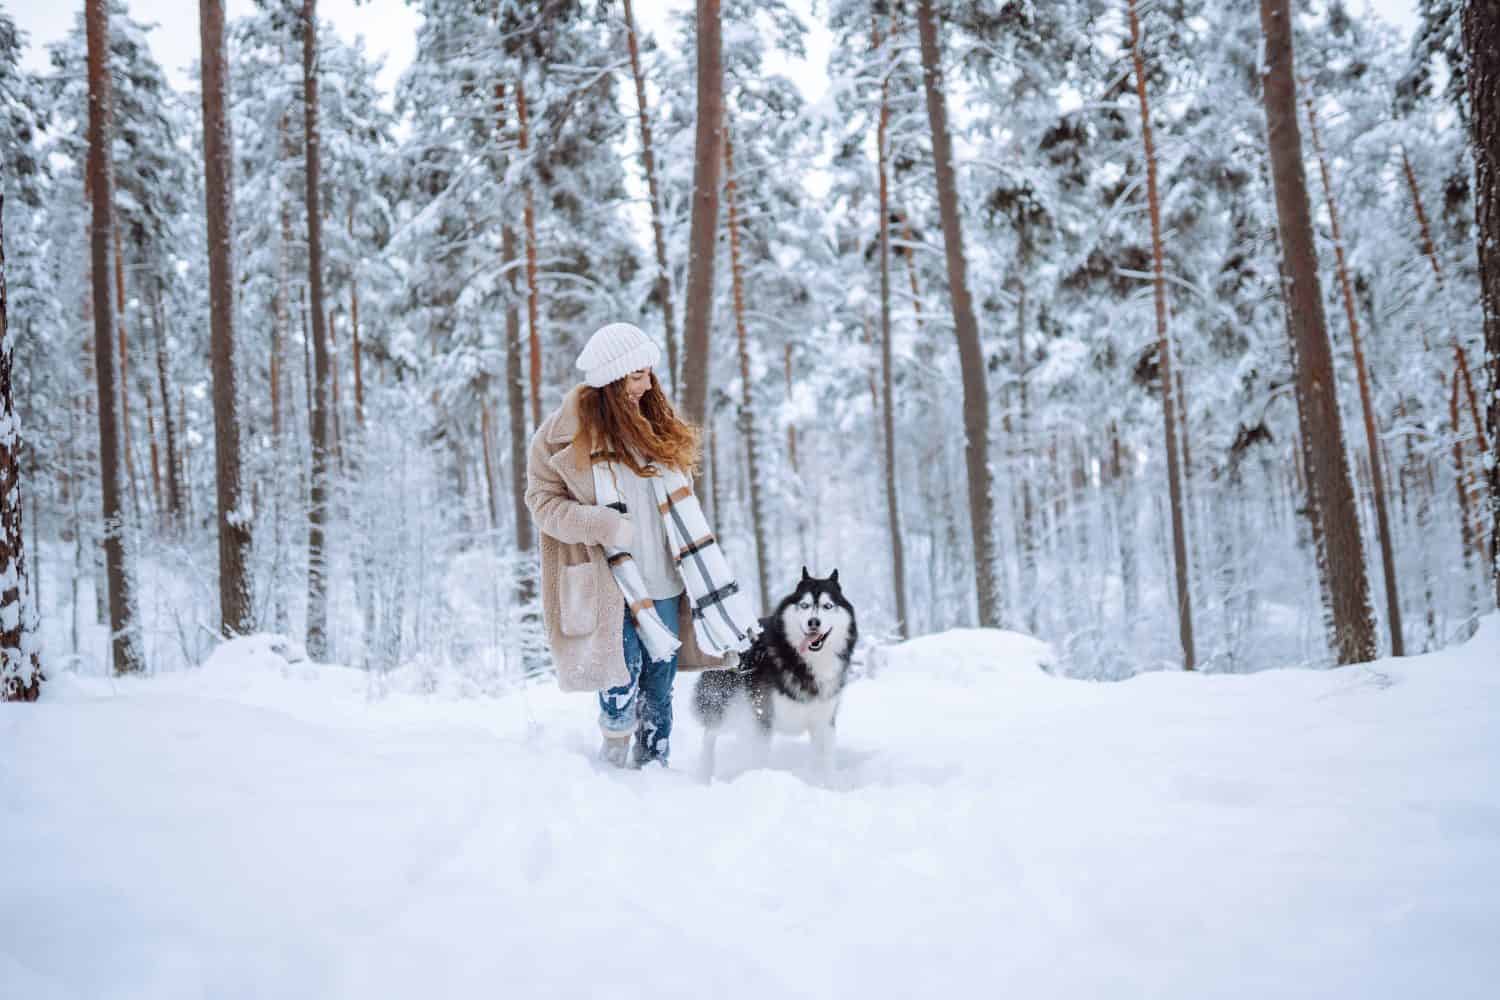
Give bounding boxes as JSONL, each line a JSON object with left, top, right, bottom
{"left": 598, "top": 594, "right": 681, "bottom": 765}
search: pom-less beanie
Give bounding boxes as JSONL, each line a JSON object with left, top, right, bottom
{"left": 575, "top": 323, "right": 661, "bottom": 388}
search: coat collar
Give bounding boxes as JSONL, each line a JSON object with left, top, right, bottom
{"left": 545, "top": 385, "right": 596, "bottom": 503}
{"left": 546, "top": 384, "right": 587, "bottom": 445}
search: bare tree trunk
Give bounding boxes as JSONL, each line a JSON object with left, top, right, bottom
{"left": 1129, "top": 0, "right": 1195, "bottom": 668}
{"left": 145, "top": 391, "right": 163, "bottom": 529}
{"left": 1305, "top": 93, "right": 1404, "bottom": 656}
{"left": 1014, "top": 283, "right": 1038, "bottom": 634}
{"left": 1260, "top": 0, "right": 1376, "bottom": 664}
{"left": 915, "top": 0, "right": 1002, "bottom": 627}
{"left": 495, "top": 79, "right": 536, "bottom": 603}
{"left": 723, "top": 125, "right": 770, "bottom": 612}
{"left": 1402, "top": 149, "right": 1488, "bottom": 457}
{"left": 149, "top": 277, "right": 182, "bottom": 527}
{"left": 112, "top": 227, "right": 138, "bottom": 517}
{"left": 1112, "top": 422, "right": 1139, "bottom": 623}
{"left": 199, "top": 0, "right": 253, "bottom": 637}
{"left": 622, "top": 0, "right": 679, "bottom": 394}
{"left": 1463, "top": 1, "right": 1500, "bottom": 606}
{"left": 302, "top": 0, "right": 332, "bottom": 660}
{"left": 1451, "top": 371, "right": 1482, "bottom": 635}
{"left": 679, "top": 0, "right": 724, "bottom": 438}
{"left": 85, "top": 0, "right": 143, "bottom": 675}
{"left": 516, "top": 76, "right": 542, "bottom": 430}
{"left": 873, "top": 9, "right": 909, "bottom": 637}
{"left": 1, "top": 195, "right": 44, "bottom": 700}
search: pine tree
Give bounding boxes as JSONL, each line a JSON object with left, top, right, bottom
{"left": 1259, "top": 0, "right": 1376, "bottom": 664}
{"left": 1128, "top": 0, "right": 1196, "bottom": 669}
{"left": 1463, "top": 0, "right": 1500, "bottom": 605}
{"left": 915, "top": 0, "right": 1003, "bottom": 628}
{"left": 1, "top": 193, "right": 43, "bottom": 701}
{"left": 301, "top": 0, "right": 332, "bottom": 660}
{"left": 85, "top": 0, "right": 143, "bottom": 674}
{"left": 198, "top": 0, "right": 253, "bottom": 637}
{"left": 679, "top": 0, "right": 725, "bottom": 437}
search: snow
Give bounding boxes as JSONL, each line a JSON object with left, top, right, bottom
{"left": 4, "top": 621, "right": 1499, "bottom": 998}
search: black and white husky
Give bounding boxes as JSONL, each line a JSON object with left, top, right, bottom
{"left": 692, "top": 568, "right": 858, "bottom": 780}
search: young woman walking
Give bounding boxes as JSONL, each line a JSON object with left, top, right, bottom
{"left": 525, "top": 323, "right": 756, "bottom": 767}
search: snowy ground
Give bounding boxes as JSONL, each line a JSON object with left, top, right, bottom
{"left": 4, "top": 621, "right": 1499, "bottom": 999}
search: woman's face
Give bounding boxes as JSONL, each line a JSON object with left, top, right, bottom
{"left": 623, "top": 368, "right": 652, "bottom": 406}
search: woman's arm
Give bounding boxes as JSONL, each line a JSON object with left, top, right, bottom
{"left": 525, "top": 431, "right": 633, "bottom": 548}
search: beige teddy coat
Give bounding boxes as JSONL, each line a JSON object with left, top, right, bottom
{"left": 525, "top": 385, "right": 729, "bottom": 692}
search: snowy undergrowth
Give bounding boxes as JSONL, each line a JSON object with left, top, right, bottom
{"left": 3, "top": 620, "right": 1498, "bottom": 999}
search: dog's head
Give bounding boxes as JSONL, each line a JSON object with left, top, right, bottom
{"left": 778, "top": 567, "right": 856, "bottom": 655}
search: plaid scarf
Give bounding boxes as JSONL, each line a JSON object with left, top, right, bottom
{"left": 593, "top": 457, "right": 757, "bottom": 662}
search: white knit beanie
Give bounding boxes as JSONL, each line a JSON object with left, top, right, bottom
{"left": 575, "top": 322, "right": 661, "bottom": 388}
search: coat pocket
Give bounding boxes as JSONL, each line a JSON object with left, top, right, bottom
{"left": 559, "top": 562, "right": 598, "bottom": 637}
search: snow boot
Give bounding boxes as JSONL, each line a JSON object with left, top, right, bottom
{"left": 599, "top": 734, "right": 632, "bottom": 768}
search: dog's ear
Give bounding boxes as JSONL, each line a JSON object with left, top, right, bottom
{"left": 829, "top": 569, "right": 839, "bottom": 585}
{"left": 801, "top": 565, "right": 811, "bottom": 583}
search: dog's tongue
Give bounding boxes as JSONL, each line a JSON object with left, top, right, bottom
{"left": 799, "top": 630, "right": 828, "bottom": 654}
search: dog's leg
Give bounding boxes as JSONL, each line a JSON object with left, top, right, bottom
{"left": 810, "top": 718, "right": 836, "bottom": 785}
{"left": 698, "top": 728, "right": 718, "bottom": 783}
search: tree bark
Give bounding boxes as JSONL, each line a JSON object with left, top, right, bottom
{"left": 876, "top": 7, "right": 906, "bottom": 638}
{"left": 1401, "top": 149, "right": 1488, "bottom": 456}
{"left": 1451, "top": 370, "right": 1482, "bottom": 633}
{"left": 302, "top": 0, "right": 332, "bottom": 660}
{"left": 1128, "top": 0, "right": 1196, "bottom": 669}
{"left": 112, "top": 226, "right": 138, "bottom": 516}
{"left": 516, "top": 76, "right": 542, "bottom": 430}
{"left": 622, "top": 0, "right": 679, "bottom": 395}
{"left": 1259, "top": 0, "right": 1376, "bottom": 664}
{"left": 85, "top": 0, "right": 144, "bottom": 675}
{"left": 199, "top": 0, "right": 253, "bottom": 637}
{"left": 679, "top": 0, "right": 724, "bottom": 436}
{"left": 915, "top": 0, "right": 1002, "bottom": 628}
{"left": 873, "top": 10, "right": 910, "bottom": 638}
{"left": 1463, "top": 1, "right": 1500, "bottom": 607}
{"left": 723, "top": 125, "right": 770, "bottom": 612}
{"left": 2, "top": 194, "right": 44, "bottom": 700}
{"left": 1305, "top": 93, "right": 1404, "bottom": 655}
{"left": 149, "top": 276, "right": 182, "bottom": 527}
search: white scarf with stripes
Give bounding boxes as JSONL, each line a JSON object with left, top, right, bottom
{"left": 593, "top": 458, "right": 757, "bottom": 662}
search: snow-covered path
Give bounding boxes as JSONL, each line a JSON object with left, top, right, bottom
{"left": 4, "top": 624, "right": 1498, "bottom": 999}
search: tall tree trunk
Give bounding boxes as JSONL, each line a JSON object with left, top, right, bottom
{"left": 495, "top": 78, "right": 535, "bottom": 604}
{"left": 1128, "top": 0, "right": 1195, "bottom": 668}
{"left": 85, "top": 0, "right": 143, "bottom": 675}
{"left": 516, "top": 76, "right": 542, "bottom": 430}
{"left": 145, "top": 391, "right": 163, "bottom": 528}
{"left": 270, "top": 192, "right": 290, "bottom": 633}
{"left": 1014, "top": 283, "right": 1038, "bottom": 634}
{"left": 1451, "top": 371, "right": 1482, "bottom": 635}
{"left": 199, "top": 0, "right": 253, "bottom": 637}
{"left": 112, "top": 226, "right": 138, "bottom": 516}
{"left": 1402, "top": 149, "right": 1488, "bottom": 456}
{"left": 679, "top": 0, "right": 724, "bottom": 437}
{"left": 149, "top": 277, "right": 182, "bottom": 527}
{"left": 873, "top": 9, "right": 909, "bottom": 637}
{"left": 915, "top": 0, "right": 1002, "bottom": 627}
{"left": 302, "top": 0, "right": 332, "bottom": 660}
{"left": 2, "top": 194, "right": 44, "bottom": 701}
{"left": 1111, "top": 422, "right": 1139, "bottom": 623}
{"left": 1305, "top": 93, "right": 1404, "bottom": 656}
{"left": 1463, "top": 1, "right": 1500, "bottom": 606}
{"left": 723, "top": 125, "right": 770, "bottom": 612}
{"left": 1260, "top": 0, "right": 1376, "bottom": 664}
{"left": 622, "top": 0, "right": 679, "bottom": 395}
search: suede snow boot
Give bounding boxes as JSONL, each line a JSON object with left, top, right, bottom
{"left": 599, "top": 734, "right": 632, "bottom": 768}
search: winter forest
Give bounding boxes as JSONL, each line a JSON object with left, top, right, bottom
{"left": 3, "top": 0, "right": 1498, "bottom": 694}
{"left": 3, "top": 0, "right": 1500, "bottom": 994}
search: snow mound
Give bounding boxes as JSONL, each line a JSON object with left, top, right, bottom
{"left": 871, "top": 627, "right": 1055, "bottom": 682}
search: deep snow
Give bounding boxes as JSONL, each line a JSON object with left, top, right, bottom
{"left": 3, "top": 622, "right": 1498, "bottom": 999}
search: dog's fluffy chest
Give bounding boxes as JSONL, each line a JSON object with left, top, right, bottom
{"left": 767, "top": 646, "right": 845, "bottom": 733}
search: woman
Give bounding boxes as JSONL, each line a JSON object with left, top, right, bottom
{"left": 525, "top": 322, "right": 756, "bottom": 767}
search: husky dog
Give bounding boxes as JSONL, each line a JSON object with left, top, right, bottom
{"left": 693, "top": 568, "right": 858, "bottom": 780}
